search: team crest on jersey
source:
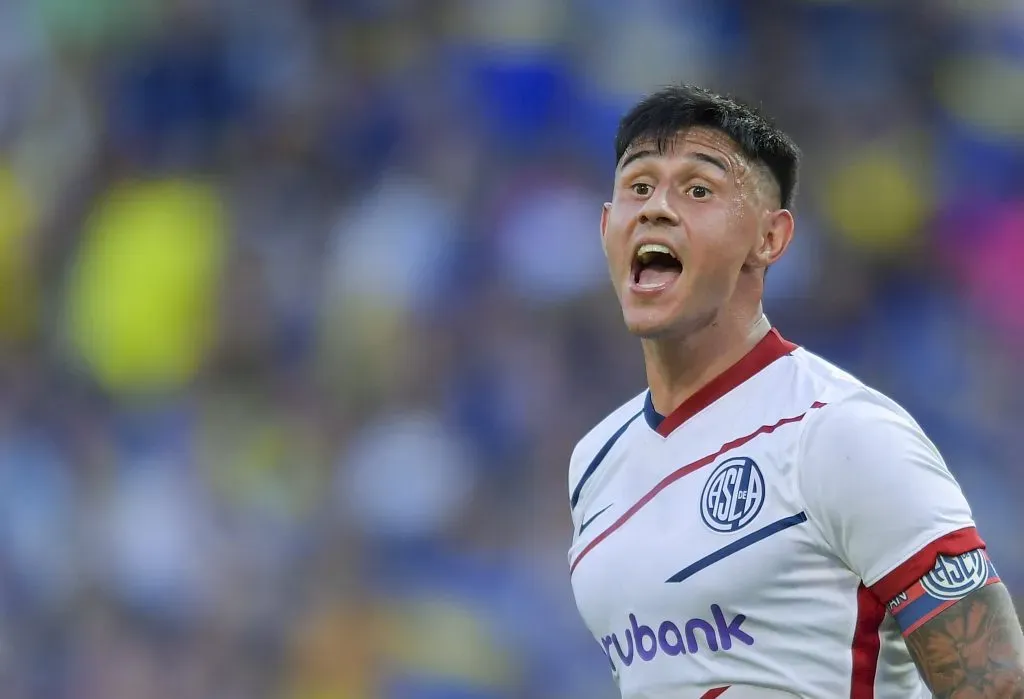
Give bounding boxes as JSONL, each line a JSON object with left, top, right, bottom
{"left": 701, "top": 457, "right": 765, "bottom": 533}
{"left": 921, "top": 550, "right": 989, "bottom": 600}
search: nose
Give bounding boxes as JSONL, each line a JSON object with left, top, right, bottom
{"left": 637, "top": 186, "right": 679, "bottom": 226}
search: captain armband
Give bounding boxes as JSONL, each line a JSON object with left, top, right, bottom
{"left": 886, "top": 548, "right": 1001, "bottom": 637}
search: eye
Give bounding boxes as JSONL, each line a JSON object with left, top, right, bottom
{"left": 688, "top": 185, "right": 711, "bottom": 200}
{"left": 631, "top": 182, "right": 653, "bottom": 197}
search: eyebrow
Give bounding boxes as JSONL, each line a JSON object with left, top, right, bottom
{"left": 617, "top": 149, "right": 731, "bottom": 174}
{"left": 618, "top": 148, "right": 656, "bottom": 171}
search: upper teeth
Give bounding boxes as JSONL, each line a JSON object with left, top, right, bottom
{"left": 637, "top": 243, "right": 676, "bottom": 263}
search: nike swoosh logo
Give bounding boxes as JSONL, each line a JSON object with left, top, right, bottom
{"left": 579, "top": 503, "right": 614, "bottom": 535}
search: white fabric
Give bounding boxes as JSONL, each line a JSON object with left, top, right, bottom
{"left": 798, "top": 391, "right": 976, "bottom": 591}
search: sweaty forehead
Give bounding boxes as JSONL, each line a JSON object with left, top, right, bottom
{"left": 620, "top": 126, "right": 750, "bottom": 171}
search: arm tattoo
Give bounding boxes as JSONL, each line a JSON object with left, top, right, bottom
{"left": 905, "top": 583, "right": 1024, "bottom": 698}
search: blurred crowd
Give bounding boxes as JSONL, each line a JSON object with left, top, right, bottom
{"left": 0, "top": 0, "right": 1021, "bottom": 697}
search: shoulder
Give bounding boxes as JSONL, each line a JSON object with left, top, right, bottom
{"left": 786, "top": 346, "right": 876, "bottom": 403}
{"left": 785, "top": 351, "right": 978, "bottom": 586}
{"left": 784, "top": 346, "right": 923, "bottom": 442}
{"left": 782, "top": 346, "right": 953, "bottom": 487}
{"left": 799, "top": 383, "right": 928, "bottom": 463}
{"left": 567, "top": 391, "right": 647, "bottom": 495}
{"left": 792, "top": 353, "right": 966, "bottom": 523}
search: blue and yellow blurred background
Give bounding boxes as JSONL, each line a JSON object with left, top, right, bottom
{"left": 0, "top": 0, "right": 1021, "bottom": 697}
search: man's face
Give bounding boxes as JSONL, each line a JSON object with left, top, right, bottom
{"left": 601, "top": 126, "right": 783, "bottom": 339}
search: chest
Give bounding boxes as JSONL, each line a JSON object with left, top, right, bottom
{"left": 569, "top": 427, "right": 815, "bottom": 640}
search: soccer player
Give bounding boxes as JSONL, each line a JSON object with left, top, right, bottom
{"left": 566, "top": 85, "right": 1024, "bottom": 698}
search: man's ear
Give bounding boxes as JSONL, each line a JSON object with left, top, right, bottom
{"left": 746, "top": 208, "right": 794, "bottom": 271}
{"left": 600, "top": 202, "right": 612, "bottom": 257}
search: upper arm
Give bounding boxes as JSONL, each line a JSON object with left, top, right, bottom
{"left": 799, "top": 394, "right": 1024, "bottom": 694}
{"left": 798, "top": 393, "right": 980, "bottom": 596}
{"left": 902, "top": 581, "right": 1024, "bottom": 698}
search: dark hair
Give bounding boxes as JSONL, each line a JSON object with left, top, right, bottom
{"left": 614, "top": 85, "right": 801, "bottom": 209}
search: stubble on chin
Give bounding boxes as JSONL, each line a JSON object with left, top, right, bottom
{"left": 628, "top": 306, "right": 719, "bottom": 342}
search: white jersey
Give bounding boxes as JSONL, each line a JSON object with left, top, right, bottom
{"left": 567, "top": 328, "right": 992, "bottom": 699}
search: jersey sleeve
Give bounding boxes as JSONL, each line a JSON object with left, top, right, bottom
{"left": 797, "top": 392, "right": 984, "bottom": 604}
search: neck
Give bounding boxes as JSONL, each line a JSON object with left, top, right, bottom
{"left": 643, "top": 307, "right": 772, "bottom": 417}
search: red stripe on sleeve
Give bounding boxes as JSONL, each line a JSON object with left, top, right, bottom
{"left": 868, "top": 527, "right": 985, "bottom": 604}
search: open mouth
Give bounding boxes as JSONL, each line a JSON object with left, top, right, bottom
{"left": 631, "top": 243, "right": 683, "bottom": 290}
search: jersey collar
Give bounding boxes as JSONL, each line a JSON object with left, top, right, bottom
{"left": 643, "top": 327, "right": 798, "bottom": 437}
